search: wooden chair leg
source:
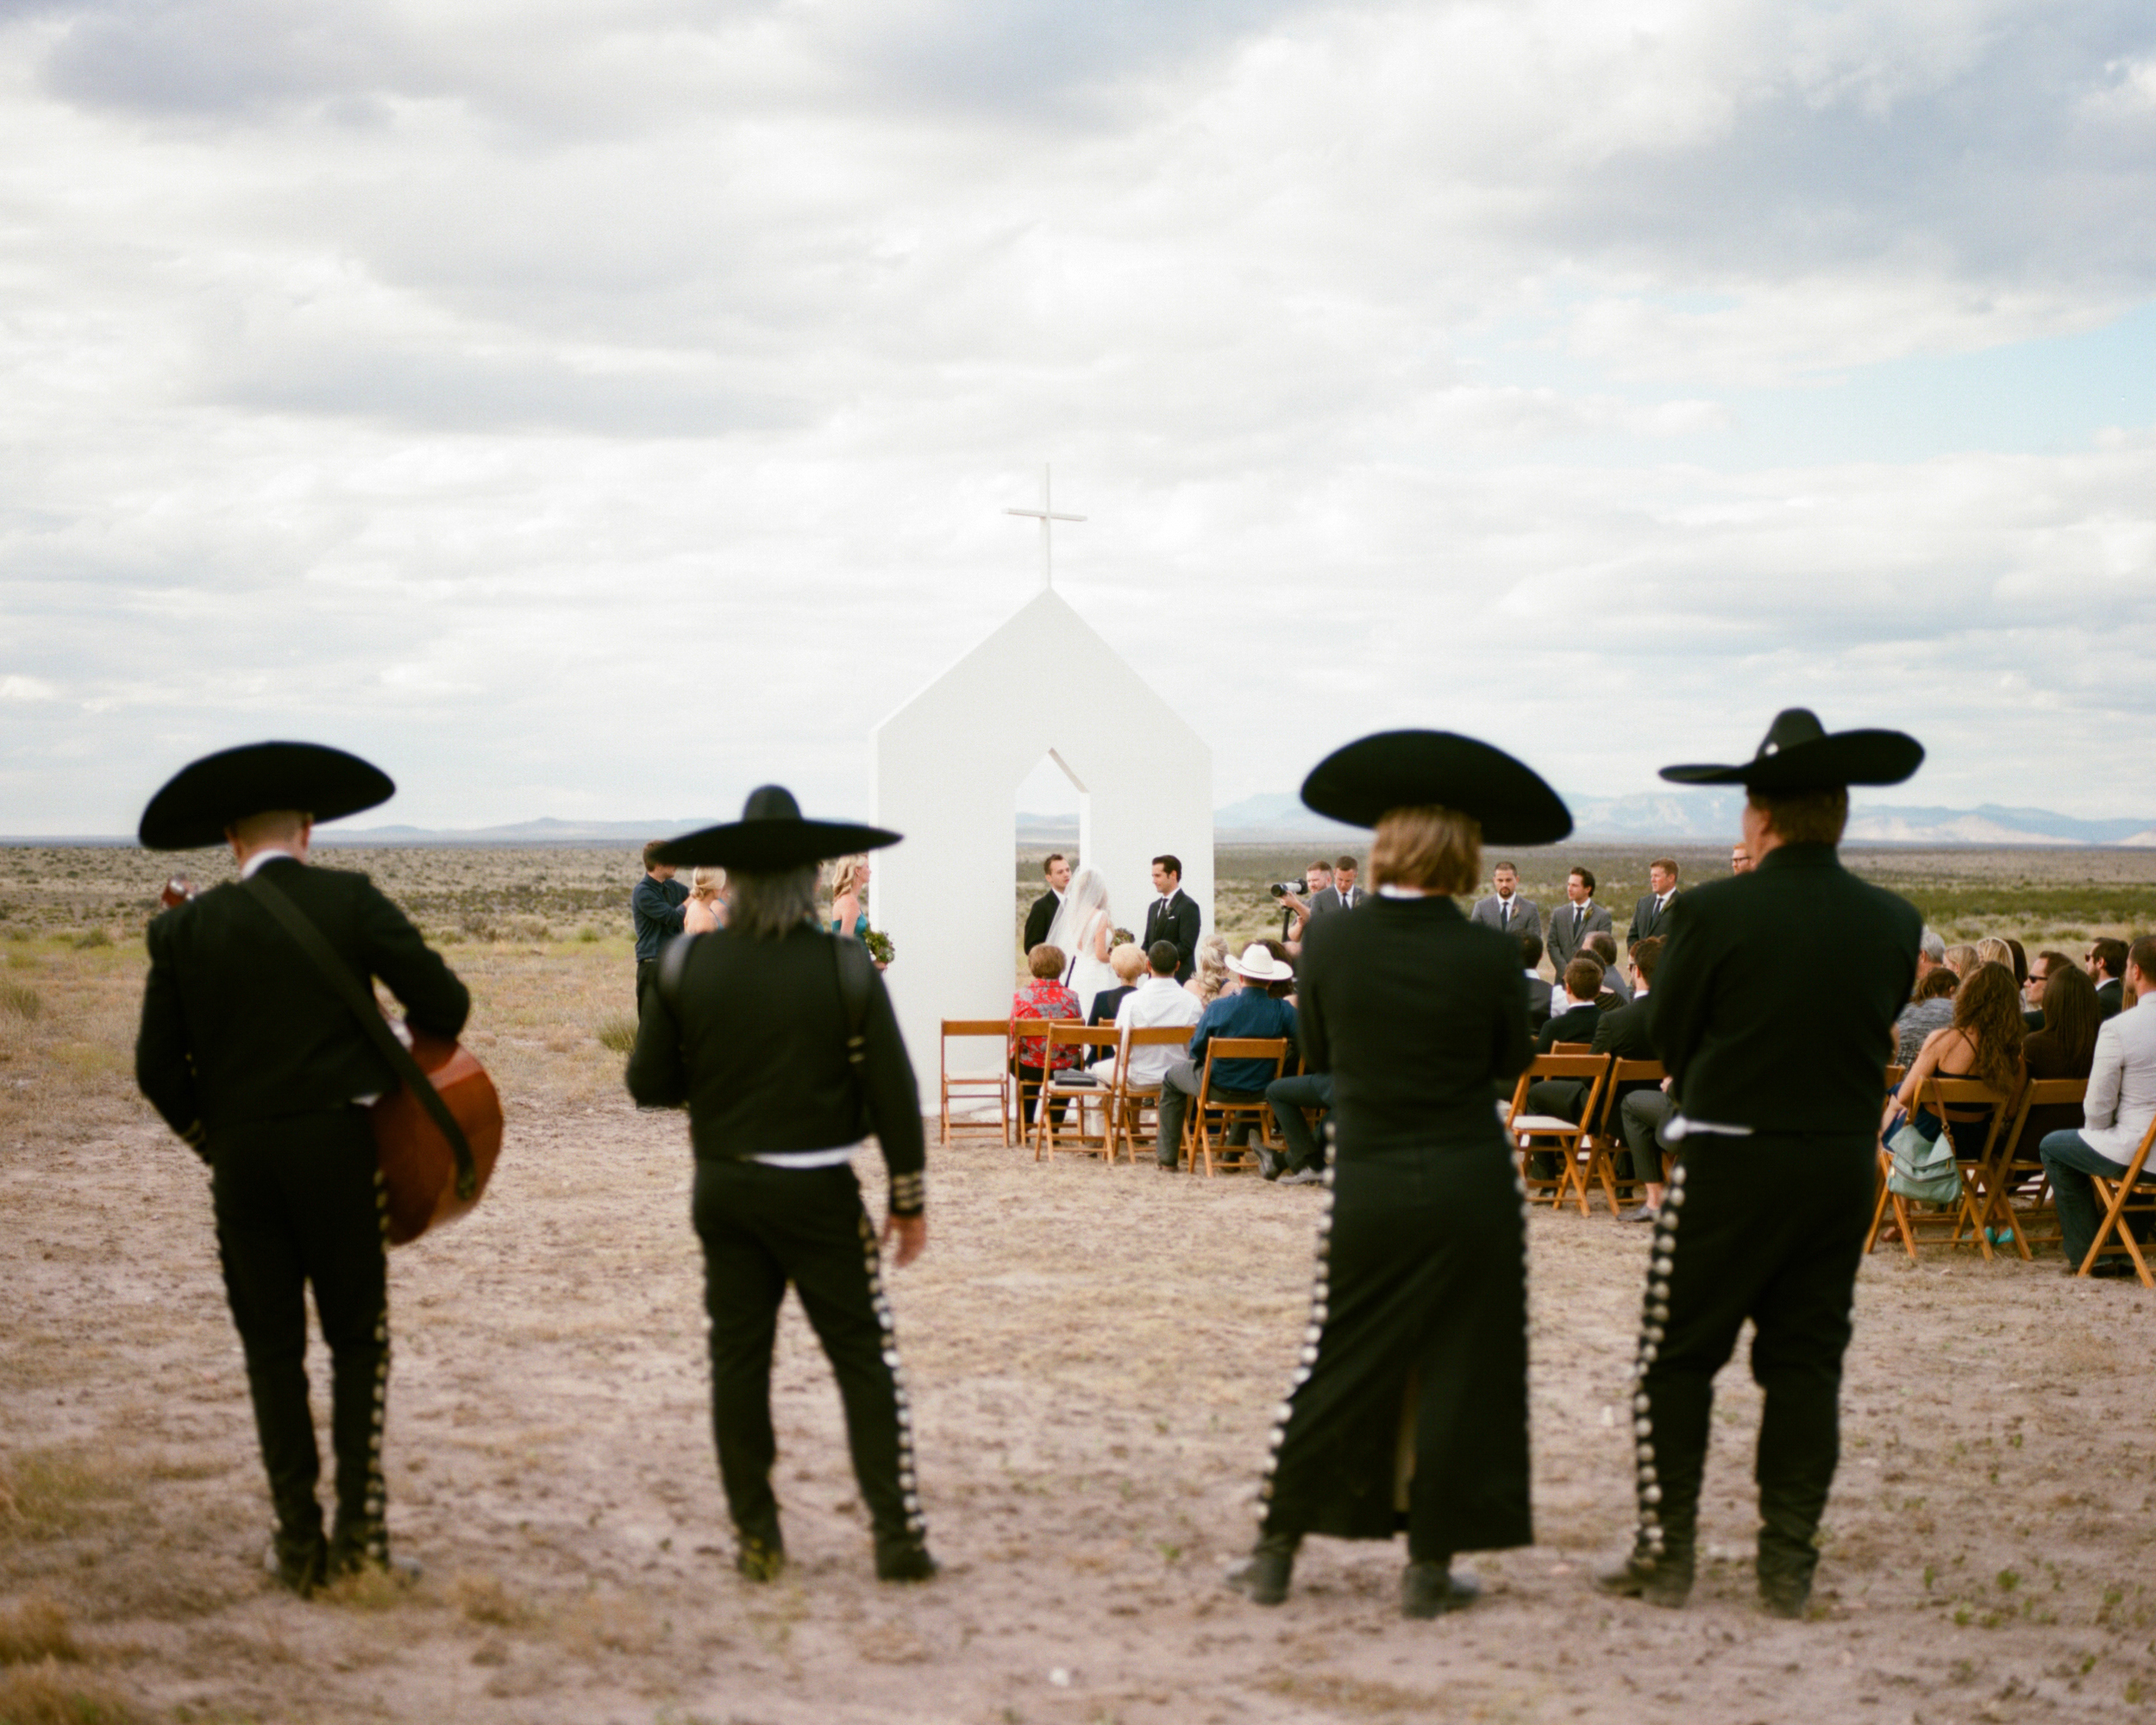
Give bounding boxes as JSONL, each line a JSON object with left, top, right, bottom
{"left": 1863, "top": 1150, "right": 1894, "bottom": 1254}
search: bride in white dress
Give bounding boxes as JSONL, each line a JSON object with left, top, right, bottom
{"left": 1046, "top": 868, "right": 1117, "bottom": 1022}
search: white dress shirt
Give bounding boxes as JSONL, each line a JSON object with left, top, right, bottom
{"left": 1114, "top": 975, "right": 1204, "bottom": 1087}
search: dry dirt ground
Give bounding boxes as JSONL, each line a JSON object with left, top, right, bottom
{"left": 4, "top": 858, "right": 2156, "bottom": 1725}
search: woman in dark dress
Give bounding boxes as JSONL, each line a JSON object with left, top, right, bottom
{"left": 1228, "top": 731, "right": 1570, "bottom": 1619}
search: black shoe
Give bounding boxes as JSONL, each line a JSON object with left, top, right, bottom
{"left": 736, "top": 1534, "right": 787, "bottom": 1583}
{"left": 2085, "top": 1256, "right": 2140, "bottom": 1278}
{"left": 1759, "top": 1573, "right": 1812, "bottom": 1619}
{"left": 1225, "top": 1533, "right": 1297, "bottom": 1606}
{"left": 264, "top": 1534, "right": 327, "bottom": 1598}
{"left": 1401, "top": 1561, "right": 1480, "bottom": 1619}
{"left": 874, "top": 1537, "right": 939, "bottom": 1583}
{"left": 1595, "top": 1546, "right": 1694, "bottom": 1608}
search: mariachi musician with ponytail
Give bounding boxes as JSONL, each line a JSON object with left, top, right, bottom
{"left": 135, "top": 743, "right": 471, "bottom": 1596}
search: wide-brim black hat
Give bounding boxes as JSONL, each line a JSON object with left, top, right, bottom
{"left": 1300, "top": 730, "right": 1573, "bottom": 844}
{"left": 654, "top": 785, "right": 900, "bottom": 872}
{"left": 139, "top": 742, "right": 396, "bottom": 850}
{"left": 1659, "top": 707, "right": 1923, "bottom": 792}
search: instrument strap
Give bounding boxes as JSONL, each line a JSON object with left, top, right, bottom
{"left": 244, "top": 873, "right": 477, "bottom": 1200}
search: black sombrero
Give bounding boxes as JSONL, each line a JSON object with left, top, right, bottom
{"left": 1300, "top": 730, "right": 1573, "bottom": 845}
{"left": 139, "top": 742, "right": 396, "bottom": 850}
{"left": 653, "top": 786, "right": 900, "bottom": 872}
{"left": 1659, "top": 708, "right": 1923, "bottom": 793}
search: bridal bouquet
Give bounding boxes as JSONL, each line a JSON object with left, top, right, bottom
{"left": 862, "top": 928, "right": 895, "bottom": 968}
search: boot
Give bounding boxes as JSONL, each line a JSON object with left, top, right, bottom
{"left": 1401, "top": 1560, "right": 1481, "bottom": 1620}
{"left": 736, "top": 1534, "right": 787, "bottom": 1583}
{"left": 1595, "top": 1540, "right": 1695, "bottom": 1609}
{"left": 1225, "top": 1530, "right": 1299, "bottom": 1606}
{"left": 1757, "top": 1527, "right": 1818, "bottom": 1620}
{"left": 265, "top": 1527, "right": 327, "bottom": 1598}
{"left": 874, "top": 1531, "right": 939, "bottom": 1583}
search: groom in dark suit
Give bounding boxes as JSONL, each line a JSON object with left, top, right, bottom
{"left": 1022, "top": 853, "right": 1070, "bottom": 954}
{"left": 1626, "top": 858, "right": 1681, "bottom": 946}
{"left": 1142, "top": 855, "right": 1202, "bottom": 984}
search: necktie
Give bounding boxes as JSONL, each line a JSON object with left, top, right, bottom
{"left": 1574, "top": 906, "right": 1583, "bottom": 932}
{"left": 1501, "top": 900, "right": 1512, "bottom": 927}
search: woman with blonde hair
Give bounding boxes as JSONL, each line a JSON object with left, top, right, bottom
{"left": 684, "top": 866, "right": 728, "bottom": 935}
{"left": 1228, "top": 731, "right": 1565, "bottom": 1621}
{"left": 828, "top": 855, "right": 870, "bottom": 940}
{"left": 1187, "top": 932, "right": 1234, "bottom": 1004}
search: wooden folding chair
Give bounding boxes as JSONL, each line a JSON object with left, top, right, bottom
{"left": 1551, "top": 1041, "right": 1594, "bottom": 1055}
{"left": 1009, "top": 1016, "right": 1075, "bottom": 1144}
{"left": 1034, "top": 1024, "right": 1121, "bottom": 1162}
{"left": 2078, "top": 1113, "right": 2156, "bottom": 1286}
{"left": 939, "top": 1018, "right": 1015, "bottom": 1147}
{"left": 1863, "top": 1076, "right": 2016, "bottom": 1261}
{"left": 1112, "top": 1025, "right": 1197, "bottom": 1165}
{"left": 1584, "top": 1059, "right": 1665, "bottom": 1216}
{"left": 1181, "top": 1038, "right": 1292, "bottom": 1177}
{"left": 1506, "top": 1054, "right": 1611, "bottom": 1216}
{"left": 1980, "top": 1077, "right": 2085, "bottom": 1258}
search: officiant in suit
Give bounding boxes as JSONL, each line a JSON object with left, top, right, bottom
{"left": 1626, "top": 859, "right": 1681, "bottom": 945}
{"left": 134, "top": 743, "right": 470, "bottom": 1596}
{"left": 1598, "top": 710, "right": 1922, "bottom": 1622}
{"left": 1022, "top": 853, "right": 1070, "bottom": 954}
{"left": 1470, "top": 862, "right": 1540, "bottom": 941}
{"left": 1545, "top": 867, "right": 1614, "bottom": 971}
{"left": 1143, "top": 855, "right": 1201, "bottom": 983}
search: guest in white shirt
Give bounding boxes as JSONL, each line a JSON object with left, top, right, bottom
{"left": 1105, "top": 941, "right": 1205, "bottom": 1090}
{"left": 2040, "top": 936, "right": 2156, "bottom": 1274}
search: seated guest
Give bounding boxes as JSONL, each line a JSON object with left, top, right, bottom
{"left": 1591, "top": 938, "right": 1665, "bottom": 1219}
{"left": 1012, "top": 944, "right": 1081, "bottom": 1125}
{"left": 1263, "top": 1068, "right": 1332, "bottom": 1187}
{"left": 1520, "top": 932, "right": 1551, "bottom": 1034}
{"left": 2021, "top": 959, "right": 2101, "bottom": 1148}
{"left": 1977, "top": 937, "right": 2023, "bottom": 997}
{"left": 1087, "top": 942, "right": 1148, "bottom": 1026}
{"left": 1096, "top": 940, "right": 1203, "bottom": 1091}
{"left": 2023, "top": 947, "right": 2066, "bottom": 1029}
{"left": 1584, "top": 930, "right": 1629, "bottom": 1005}
{"left": 2090, "top": 938, "right": 2129, "bottom": 1020}
{"left": 1888, "top": 963, "right": 2026, "bottom": 1168}
{"left": 1520, "top": 941, "right": 1661, "bottom": 1187}
{"left": 2040, "top": 936, "right": 2156, "bottom": 1273}
{"left": 1156, "top": 944, "right": 1298, "bottom": 1170}
{"left": 1188, "top": 933, "right": 1235, "bottom": 1005}
{"left": 1534, "top": 957, "right": 1604, "bottom": 1053}
{"left": 1257, "top": 938, "right": 1297, "bottom": 1000}
{"left": 1913, "top": 925, "right": 1946, "bottom": 992}
{"left": 1943, "top": 944, "right": 1980, "bottom": 988}
{"left": 1894, "top": 967, "right": 1959, "bottom": 1066}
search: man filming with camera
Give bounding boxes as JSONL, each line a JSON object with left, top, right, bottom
{"left": 1276, "top": 860, "right": 1332, "bottom": 951}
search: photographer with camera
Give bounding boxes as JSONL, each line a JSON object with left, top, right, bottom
{"left": 1275, "top": 860, "right": 1333, "bottom": 951}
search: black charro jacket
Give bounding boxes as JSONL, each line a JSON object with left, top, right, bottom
{"left": 135, "top": 856, "right": 470, "bottom": 1152}
{"left": 624, "top": 922, "right": 925, "bottom": 1211}
{"left": 1650, "top": 843, "right": 1920, "bottom": 1138}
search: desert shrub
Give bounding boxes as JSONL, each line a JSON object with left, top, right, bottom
{"left": 0, "top": 981, "right": 40, "bottom": 1021}
{"left": 0, "top": 1598, "right": 80, "bottom": 1665}
{"left": 596, "top": 1014, "right": 637, "bottom": 1055}
{"left": 449, "top": 1572, "right": 531, "bottom": 1628}
{"left": 68, "top": 929, "right": 110, "bottom": 950}
{"left": 575, "top": 925, "right": 601, "bottom": 944}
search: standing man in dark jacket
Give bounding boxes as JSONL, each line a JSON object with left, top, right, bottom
{"left": 632, "top": 840, "right": 690, "bottom": 1017}
{"left": 1022, "top": 852, "right": 1070, "bottom": 954}
{"left": 134, "top": 743, "right": 470, "bottom": 1594}
{"left": 1599, "top": 710, "right": 1923, "bottom": 1621}
{"left": 1626, "top": 859, "right": 1682, "bottom": 946}
{"left": 627, "top": 786, "right": 936, "bottom": 1585}
{"left": 1141, "top": 855, "right": 1202, "bottom": 983}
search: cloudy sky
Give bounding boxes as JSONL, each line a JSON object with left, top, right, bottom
{"left": 2, "top": 0, "right": 2152, "bottom": 836}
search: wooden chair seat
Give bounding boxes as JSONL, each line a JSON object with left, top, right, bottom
{"left": 1585, "top": 1058, "right": 1666, "bottom": 1215}
{"left": 2078, "top": 1114, "right": 2156, "bottom": 1286}
{"left": 1182, "top": 1037, "right": 1292, "bottom": 1177}
{"left": 1506, "top": 1053, "right": 1611, "bottom": 1216}
{"left": 1983, "top": 1076, "right": 2085, "bottom": 1258}
{"left": 1864, "top": 1076, "right": 2018, "bottom": 1260}
{"left": 1111, "top": 1024, "right": 1197, "bottom": 1164}
{"left": 1035, "top": 1023, "right": 1122, "bottom": 1163}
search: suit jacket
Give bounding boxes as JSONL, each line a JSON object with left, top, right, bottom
{"left": 1022, "top": 889, "right": 1061, "bottom": 954}
{"left": 1626, "top": 890, "right": 1678, "bottom": 945}
{"left": 2098, "top": 977, "right": 2125, "bottom": 1021}
{"left": 1590, "top": 993, "right": 1663, "bottom": 1115}
{"left": 1142, "top": 889, "right": 1202, "bottom": 984}
{"left": 1545, "top": 900, "right": 1614, "bottom": 971}
{"left": 135, "top": 857, "right": 470, "bottom": 1152}
{"left": 1470, "top": 894, "right": 1541, "bottom": 942}
{"left": 2077, "top": 1002, "right": 2156, "bottom": 1165}
{"left": 1536, "top": 1001, "right": 1601, "bottom": 1053}
{"left": 1525, "top": 973, "right": 1552, "bottom": 1035}
{"left": 1307, "top": 885, "right": 1362, "bottom": 919}
{"left": 1651, "top": 843, "right": 1919, "bottom": 1136}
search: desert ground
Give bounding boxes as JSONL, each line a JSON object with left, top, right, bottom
{"left": 4, "top": 841, "right": 2156, "bottom": 1725}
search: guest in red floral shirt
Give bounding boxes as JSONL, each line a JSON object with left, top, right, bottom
{"left": 1012, "top": 944, "right": 1081, "bottom": 1126}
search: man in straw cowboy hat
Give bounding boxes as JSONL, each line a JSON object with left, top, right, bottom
{"left": 134, "top": 743, "right": 470, "bottom": 1594}
{"left": 626, "top": 786, "right": 937, "bottom": 1584}
{"left": 1598, "top": 709, "right": 1923, "bottom": 1620}
{"left": 1154, "top": 942, "right": 1300, "bottom": 1170}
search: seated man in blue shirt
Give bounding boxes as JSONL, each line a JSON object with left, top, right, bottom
{"left": 1155, "top": 944, "right": 1299, "bottom": 1170}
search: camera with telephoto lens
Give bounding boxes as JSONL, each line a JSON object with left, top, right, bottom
{"left": 1269, "top": 881, "right": 1307, "bottom": 899}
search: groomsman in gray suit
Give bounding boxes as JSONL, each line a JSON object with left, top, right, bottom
{"left": 1545, "top": 866, "right": 1614, "bottom": 972}
{"left": 1627, "top": 858, "right": 1682, "bottom": 945}
{"left": 1470, "top": 861, "right": 1541, "bottom": 942}
{"left": 1304, "top": 854, "right": 1364, "bottom": 921}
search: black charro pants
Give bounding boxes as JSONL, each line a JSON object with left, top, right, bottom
{"left": 691, "top": 1158, "right": 924, "bottom": 1552}
{"left": 1629, "top": 1134, "right": 1873, "bottom": 1584}
{"left": 209, "top": 1108, "right": 390, "bottom": 1565}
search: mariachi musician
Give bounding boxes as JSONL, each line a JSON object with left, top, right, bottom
{"left": 1599, "top": 709, "right": 1922, "bottom": 1618}
{"left": 1230, "top": 730, "right": 1569, "bottom": 1619}
{"left": 626, "top": 786, "right": 936, "bottom": 1584}
{"left": 135, "top": 743, "right": 469, "bottom": 1594}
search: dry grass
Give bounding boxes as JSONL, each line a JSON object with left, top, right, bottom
{"left": 0, "top": 1600, "right": 80, "bottom": 1666}
{"left": 594, "top": 1013, "right": 638, "bottom": 1055}
{"left": 0, "top": 1450, "right": 139, "bottom": 1545}
{"left": 0, "top": 1663, "right": 136, "bottom": 1724}
{"left": 448, "top": 1573, "right": 533, "bottom": 1629}
{"left": 0, "top": 983, "right": 40, "bottom": 1023}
